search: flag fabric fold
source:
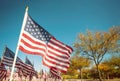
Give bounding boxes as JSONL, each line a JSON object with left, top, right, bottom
{"left": 19, "top": 14, "right": 73, "bottom": 73}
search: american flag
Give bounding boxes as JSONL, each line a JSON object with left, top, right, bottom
{"left": 25, "top": 57, "right": 37, "bottom": 78}
{"left": 18, "top": 61, "right": 34, "bottom": 77}
{"left": 17, "top": 60, "right": 31, "bottom": 77}
{"left": 19, "top": 14, "right": 73, "bottom": 72}
{"left": 17, "top": 56, "right": 37, "bottom": 79}
{"left": 1, "top": 47, "right": 22, "bottom": 68}
{"left": 50, "top": 68, "right": 61, "bottom": 79}
{"left": 0, "top": 63, "right": 7, "bottom": 81}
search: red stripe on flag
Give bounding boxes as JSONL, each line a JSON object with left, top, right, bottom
{"left": 19, "top": 46, "right": 44, "bottom": 56}
{"left": 51, "top": 37, "right": 73, "bottom": 53}
{"left": 47, "top": 43, "right": 70, "bottom": 57}
{"left": 42, "top": 60, "right": 67, "bottom": 73}
{"left": 45, "top": 54, "right": 70, "bottom": 64}
{"left": 47, "top": 49, "right": 69, "bottom": 59}
{"left": 44, "top": 57, "right": 69, "bottom": 68}
{"left": 20, "top": 39, "right": 45, "bottom": 56}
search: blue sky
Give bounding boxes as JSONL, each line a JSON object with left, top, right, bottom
{"left": 0, "top": 0, "right": 120, "bottom": 72}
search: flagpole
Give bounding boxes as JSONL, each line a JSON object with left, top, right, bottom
{"left": 9, "top": 6, "right": 28, "bottom": 81}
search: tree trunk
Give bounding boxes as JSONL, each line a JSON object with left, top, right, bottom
{"left": 80, "top": 68, "right": 82, "bottom": 81}
{"left": 107, "top": 73, "right": 109, "bottom": 80}
{"left": 96, "top": 64, "right": 102, "bottom": 81}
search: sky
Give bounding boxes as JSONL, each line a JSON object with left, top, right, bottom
{"left": 0, "top": 0, "right": 120, "bottom": 72}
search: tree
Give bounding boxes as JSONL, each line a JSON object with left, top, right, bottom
{"left": 74, "top": 27, "right": 120, "bottom": 81}
{"left": 70, "top": 56, "right": 91, "bottom": 79}
{"left": 98, "top": 62, "right": 112, "bottom": 79}
{"left": 105, "top": 54, "right": 120, "bottom": 78}
{"left": 82, "top": 68, "right": 91, "bottom": 79}
{"left": 65, "top": 61, "right": 78, "bottom": 76}
{"left": 98, "top": 54, "right": 120, "bottom": 79}
{"left": 110, "top": 55, "right": 120, "bottom": 70}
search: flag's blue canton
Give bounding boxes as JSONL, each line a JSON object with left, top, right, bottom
{"left": 25, "top": 57, "right": 33, "bottom": 66}
{"left": 24, "top": 15, "right": 52, "bottom": 43}
{"left": 4, "top": 47, "right": 22, "bottom": 61}
{"left": 4, "top": 47, "right": 15, "bottom": 58}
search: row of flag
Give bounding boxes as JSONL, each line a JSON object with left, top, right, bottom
{"left": 0, "top": 46, "right": 62, "bottom": 81}
{"left": 0, "top": 46, "right": 37, "bottom": 81}
{"left": 0, "top": 7, "right": 73, "bottom": 81}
